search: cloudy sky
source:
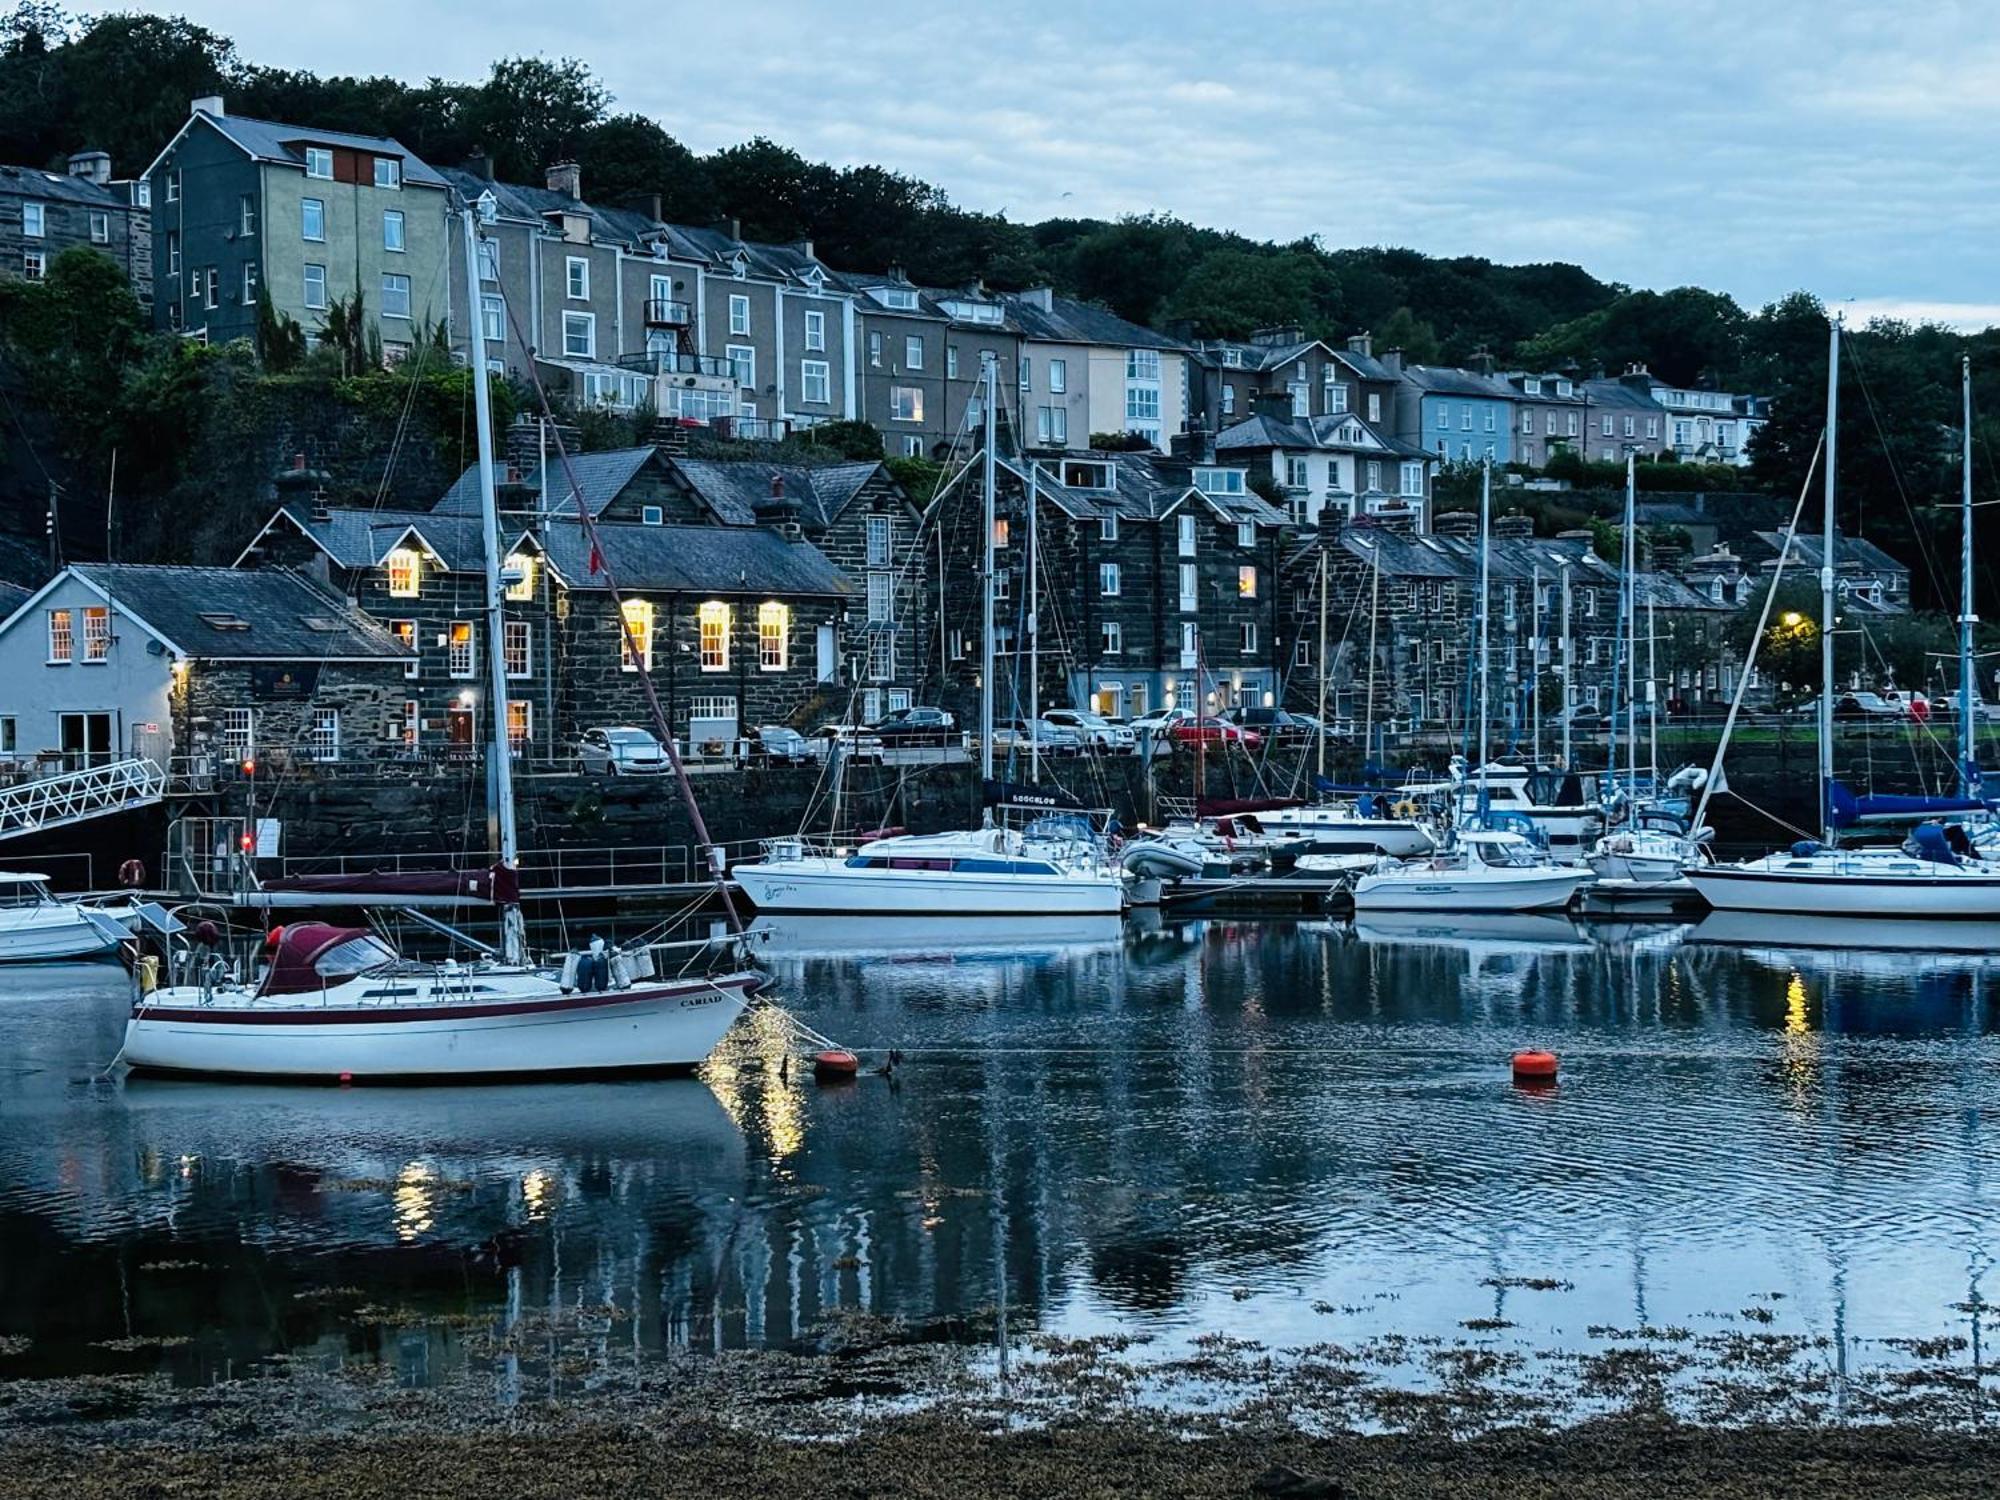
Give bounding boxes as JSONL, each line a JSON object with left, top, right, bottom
{"left": 178, "top": 0, "right": 1997, "bottom": 324}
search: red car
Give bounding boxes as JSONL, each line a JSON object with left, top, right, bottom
{"left": 1167, "top": 714, "right": 1262, "bottom": 750}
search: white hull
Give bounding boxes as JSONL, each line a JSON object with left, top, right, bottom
{"left": 122, "top": 974, "right": 755, "bottom": 1080}
{"left": 1253, "top": 812, "right": 1434, "bottom": 858}
{"left": 732, "top": 858, "right": 1123, "bottom": 916}
{"left": 1352, "top": 866, "right": 1588, "bottom": 913}
{"left": 1685, "top": 863, "right": 2000, "bottom": 918}
{"left": 0, "top": 908, "right": 122, "bottom": 962}
{"left": 1587, "top": 851, "right": 1690, "bottom": 884}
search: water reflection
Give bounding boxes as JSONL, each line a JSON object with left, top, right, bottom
{"left": 1, "top": 915, "right": 1996, "bottom": 1397}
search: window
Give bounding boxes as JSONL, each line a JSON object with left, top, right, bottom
{"left": 1462, "top": 406, "right": 1474, "bottom": 431}
{"left": 1237, "top": 522, "right": 1256, "bottom": 548}
{"left": 1435, "top": 404, "right": 1450, "bottom": 429}
{"left": 1521, "top": 409, "right": 1534, "bottom": 433}
{"left": 1126, "top": 385, "right": 1160, "bottom": 423}
{"left": 303, "top": 263, "right": 327, "bottom": 310}
{"left": 81, "top": 605, "right": 110, "bottom": 662}
{"left": 305, "top": 147, "right": 333, "bottom": 179}
{"left": 46, "top": 608, "right": 72, "bottom": 663}
{"left": 1623, "top": 416, "right": 1636, "bottom": 438}
{"left": 374, "top": 156, "right": 401, "bottom": 190}
{"left": 1400, "top": 461, "right": 1424, "bottom": 496}
{"left": 302, "top": 198, "right": 325, "bottom": 241}
{"left": 381, "top": 273, "right": 411, "bottom": 319}
{"left": 506, "top": 700, "right": 531, "bottom": 752}
{"left": 698, "top": 601, "right": 730, "bottom": 671}
{"left": 868, "top": 628, "right": 894, "bottom": 682}
{"left": 22, "top": 250, "right": 44, "bottom": 280}
{"left": 867, "top": 331, "right": 882, "bottom": 368}
{"left": 166, "top": 230, "right": 180, "bottom": 277}
{"left": 1179, "top": 562, "right": 1197, "bottom": 611}
{"left": 1102, "top": 620, "right": 1123, "bottom": 655}
{"left": 946, "top": 345, "right": 959, "bottom": 379}
{"left": 386, "top": 547, "right": 420, "bottom": 597}
{"left": 383, "top": 209, "right": 404, "bottom": 252}
{"left": 201, "top": 265, "right": 218, "bottom": 309}
{"left": 1178, "top": 514, "right": 1197, "bottom": 556}
{"left": 1037, "top": 405, "right": 1068, "bottom": 444}
{"left": 1100, "top": 513, "right": 1118, "bottom": 542}
{"left": 1645, "top": 417, "right": 1660, "bottom": 439}
{"left": 164, "top": 169, "right": 181, "bottom": 203}
{"left": 1049, "top": 358, "right": 1067, "bottom": 393}
{"left": 221, "top": 708, "right": 252, "bottom": 757}
{"left": 1127, "top": 349, "right": 1161, "bottom": 380}
{"left": 308, "top": 707, "right": 340, "bottom": 763}
{"left": 904, "top": 335, "right": 924, "bottom": 371}
{"left": 1100, "top": 562, "right": 1121, "bottom": 595}
{"left": 1241, "top": 621, "right": 1257, "bottom": 654}
{"left": 620, "top": 598, "right": 653, "bottom": 670}
{"left": 22, "top": 201, "right": 43, "bottom": 238}
{"left": 562, "top": 312, "right": 595, "bottom": 358}
{"left": 565, "top": 256, "right": 588, "bottom": 301}
{"left": 391, "top": 620, "right": 418, "bottom": 677}
{"left": 902, "top": 436, "right": 921, "bottom": 457}
{"left": 804, "top": 309, "right": 825, "bottom": 351}
{"left": 447, "top": 621, "right": 475, "bottom": 677}
{"left": 729, "top": 294, "right": 750, "bottom": 335}
{"left": 641, "top": 504, "right": 663, "bottom": 526}
{"left": 992, "top": 566, "right": 1010, "bottom": 602}
{"left": 1019, "top": 355, "right": 1030, "bottom": 389}
{"left": 1601, "top": 415, "right": 1614, "bottom": 435}
{"left": 758, "top": 601, "right": 789, "bottom": 670}
{"left": 242, "top": 261, "right": 258, "bottom": 303}
{"left": 890, "top": 386, "right": 923, "bottom": 422}
{"left": 866, "top": 515, "right": 891, "bottom": 566}
{"left": 871, "top": 286, "right": 918, "bottom": 310}
{"left": 478, "top": 294, "right": 504, "bottom": 343}
{"left": 992, "top": 518, "right": 1010, "bottom": 548}
{"left": 1367, "top": 393, "right": 1382, "bottom": 424}
{"left": 478, "top": 239, "right": 498, "bottom": 281}
{"left": 801, "top": 359, "right": 831, "bottom": 404}
{"left": 1238, "top": 566, "right": 1257, "bottom": 598}
{"left": 493, "top": 619, "right": 529, "bottom": 679}
{"left": 727, "top": 344, "right": 755, "bottom": 389}
{"left": 1180, "top": 621, "right": 1198, "bottom": 664}
{"left": 1194, "top": 467, "right": 1245, "bottom": 496}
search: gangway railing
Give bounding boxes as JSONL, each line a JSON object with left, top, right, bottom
{"left": 0, "top": 757, "right": 166, "bottom": 840}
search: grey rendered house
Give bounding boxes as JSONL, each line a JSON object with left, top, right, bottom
{"left": 0, "top": 151, "right": 151, "bottom": 301}
{"left": 1214, "top": 400, "right": 1434, "bottom": 531}
{"left": 0, "top": 563, "right": 409, "bottom": 773}
{"left": 1498, "top": 370, "right": 1588, "bottom": 468}
{"left": 1580, "top": 372, "right": 1671, "bottom": 462}
{"left": 143, "top": 96, "right": 449, "bottom": 358}
{"left": 849, "top": 272, "right": 1026, "bottom": 457}
{"left": 1007, "top": 289, "right": 1193, "bottom": 454}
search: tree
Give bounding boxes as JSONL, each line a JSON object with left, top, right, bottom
{"left": 57, "top": 12, "right": 234, "bottom": 174}
{"left": 577, "top": 112, "right": 712, "bottom": 220}
{"left": 1375, "top": 305, "right": 1439, "bottom": 364}
{"left": 254, "top": 286, "right": 305, "bottom": 372}
{"left": 459, "top": 56, "right": 608, "bottom": 181}
{"left": 1163, "top": 249, "right": 1336, "bottom": 341}
{"left": 1726, "top": 577, "right": 1826, "bottom": 702}
{"left": 1517, "top": 286, "right": 1747, "bottom": 386}
{"left": 1067, "top": 217, "right": 1195, "bottom": 326}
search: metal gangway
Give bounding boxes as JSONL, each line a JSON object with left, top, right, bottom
{"left": 0, "top": 757, "right": 167, "bottom": 840}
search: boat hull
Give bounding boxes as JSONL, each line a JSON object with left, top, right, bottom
{"left": 1254, "top": 816, "right": 1434, "bottom": 858}
{"left": 0, "top": 910, "right": 122, "bottom": 962}
{"left": 732, "top": 859, "right": 1124, "bottom": 916}
{"left": 1684, "top": 866, "right": 2000, "bottom": 918}
{"left": 122, "top": 975, "right": 755, "bottom": 1081}
{"left": 1352, "top": 868, "right": 1587, "bottom": 913}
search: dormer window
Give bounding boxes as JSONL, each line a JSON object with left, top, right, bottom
{"left": 871, "top": 286, "right": 919, "bottom": 310}
{"left": 373, "top": 157, "right": 401, "bottom": 190}
{"left": 304, "top": 147, "right": 333, "bottom": 179}
{"left": 730, "top": 250, "right": 749, "bottom": 279}
{"left": 1060, "top": 459, "right": 1114, "bottom": 492}
{"left": 1193, "top": 467, "right": 1247, "bottom": 497}
{"left": 1221, "top": 349, "right": 1243, "bottom": 368}
{"left": 801, "top": 265, "right": 825, "bottom": 291}
{"left": 1524, "top": 377, "right": 1542, "bottom": 395}
{"left": 1556, "top": 379, "right": 1573, "bottom": 397}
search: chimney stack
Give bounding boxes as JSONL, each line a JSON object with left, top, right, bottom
{"left": 464, "top": 149, "right": 493, "bottom": 181}
{"left": 190, "top": 94, "right": 224, "bottom": 118}
{"left": 1491, "top": 511, "right": 1535, "bottom": 541}
{"left": 1379, "top": 348, "right": 1405, "bottom": 377}
{"left": 728, "top": 217, "right": 741, "bottom": 242}
{"left": 1433, "top": 509, "right": 1479, "bottom": 540}
{"left": 1347, "top": 331, "right": 1373, "bottom": 359}
{"left": 67, "top": 150, "right": 111, "bottom": 185}
{"left": 648, "top": 192, "right": 663, "bottom": 222}
{"left": 545, "top": 161, "right": 581, "bottom": 199}
{"left": 1470, "top": 347, "right": 1497, "bottom": 377}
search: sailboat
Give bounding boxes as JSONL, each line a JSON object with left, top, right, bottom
{"left": 1686, "top": 333, "right": 2000, "bottom": 918}
{"left": 121, "top": 195, "right": 762, "bottom": 1080}
{"left": 730, "top": 355, "right": 1125, "bottom": 918}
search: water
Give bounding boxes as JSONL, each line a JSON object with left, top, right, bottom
{"left": 3, "top": 912, "right": 1998, "bottom": 1406}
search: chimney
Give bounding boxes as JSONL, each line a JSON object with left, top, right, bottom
{"left": 1433, "top": 509, "right": 1478, "bottom": 540}
{"left": 190, "top": 94, "right": 224, "bottom": 118}
{"left": 1556, "top": 528, "right": 1596, "bottom": 544}
{"left": 1250, "top": 324, "right": 1305, "bottom": 348}
{"left": 67, "top": 150, "right": 111, "bottom": 185}
{"left": 1170, "top": 424, "right": 1216, "bottom": 464}
{"left": 754, "top": 470, "right": 803, "bottom": 531}
{"left": 797, "top": 238, "right": 813, "bottom": 261}
{"left": 1379, "top": 347, "right": 1405, "bottom": 377}
{"left": 1491, "top": 511, "right": 1534, "bottom": 541}
{"left": 728, "top": 217, "right": 741, "bottom": 242}
{"left": 1347, "top": 331, "right": 1373, "bottom": 359}
{"left": 1469, "top": 346, "right": 1497, "bottom": 377}
{"left": 545, "top": 161, "right": 581, "bottom": 199}
{"left": 463, "top": 149, "right": 493, "bottom": 181}
{"left": 1020, "top": 286, "right": 1054, "bottom": 313}
{"left": 1251, "top": 390, "right": 1296, "bottom": 424}
{"left": 1653, "top": 540, "right": 1686, "bottom": 572}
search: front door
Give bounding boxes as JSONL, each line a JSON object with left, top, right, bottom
{"left": 816, "top": 624, "right": 837, "bottom": 683}
{"left": 446, "top": 709, "right": 474, "bottom": 747}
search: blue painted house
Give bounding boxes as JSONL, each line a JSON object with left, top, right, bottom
{"left": 1395, "top": 365, "right": 1518, "bottom": 467}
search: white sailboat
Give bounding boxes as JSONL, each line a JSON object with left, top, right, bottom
{"left": 0, "top": 872, "right": 132, "bottom": 961}
{"left": 729, "top": 355, "right": 1124, "bottom": 918}
{"left": 1685, "top": 329, "right": 2000, "bottom": 919}
{"left": 122, "top": 194, "right": 759, "bottom": 1081}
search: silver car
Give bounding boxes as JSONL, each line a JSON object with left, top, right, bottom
{"left": 576, "top": 726, "right": 669, "bottom": 775}
{"left": 1042, "top": 708, "right": 1138, "bottom": 754}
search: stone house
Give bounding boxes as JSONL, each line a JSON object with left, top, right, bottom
{"left": 0, "top": 151, "right": 151, "bottom": 301}
{"left": 1213, "top": 396, "right": 1434, "bottom": 532}
{"left": 847, "top": 273, "right": 1026, "bottom": 458}
{"left": 1006, "top": 289, "right": 1194, "bottom": 454}
{"left": 143, "top": 96, "right": 449, "bottom": 357}
{"left": 1190, "top": 329, "right": 1405, "bottom": 437}
{"left": 0, "top": 562, "right": 408, "bottom": 773}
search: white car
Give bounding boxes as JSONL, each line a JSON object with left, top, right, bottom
{"left": 577, "top": 726, "right": 669, "bottom": 775}
{"left": 1042, "top": 708, "right": 1137, "bottom": 753}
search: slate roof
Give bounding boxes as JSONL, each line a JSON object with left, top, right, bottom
{"left": 1333, "top": 346, "right": 1396, "bottom": 383}
{"left": 0, "top": 162, "right": 128, "bottom": 208}
{"left": 1004, "top": 293, "right": 1189, "bottom": 351}
{"left": 539, "top": 520, "right": 852, "bottom": 597}
{"left": 439, "top": 168, "right": 661, "bottom": 247}
{"left": 1752, "top": 529, "right": 1910, "bottom": 578}
{"left": 1216, "top": 411, "right": 1432, "bottom": 462}
{"left": 1498, "top": 371, "right": 1586, "bottom": 404}
{"left": 1199, "top": 338, "right": 1321, "bottom": 373}
{"left": 192, "top": 113, "right": 446, "bottom": 188}
{"left": 672, "top": 459, "right": 886, "bottom": 531}
{"left": 1402, "top": 366, "right": 1518, "bottom": 401}
{"left": 1582, "top": 378, "right": 1667, "bottom": 413}
{"left": 656, "top": 223, "right": 836, "bottom": 289}
{"left": 1046, "top": 450, "right": 1287, "bottom": 527}
{"left": 434, "top": 447, "right": 659, "bottom": 519}
{"left": 273, "top": 505, "right": 534, "bottom": 573}
{"left": 70, "top": 564, "right": 409, "bottom": 660}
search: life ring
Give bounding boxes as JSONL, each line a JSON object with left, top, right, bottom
{"left": 1392, "top": 800, "right": 1420, "bottom": 819}
{"left": 118, "top": 858, "right": 145, "bottom": 887}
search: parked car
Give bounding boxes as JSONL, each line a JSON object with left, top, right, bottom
{"left": 806, "top": 724, "right": 883, "bottom": 763}
{"left": 990, "top": 718, "right": 1085, "bottom": 757}
{"left": 576, "top": 726, "right": 669, "bottom": 775}
{"left": 870, "top": 705, "right": 957, "bottom": 746}
{"left": 1834, "top": 691, "right": 1902, "bottom": 719}
{"left": 753, "top": 725, "right": 812, "bottom": 765}
{"left": 1166, "top": 712, "right": 1261, "bottom": 750}
{"left": 1041, "top": 708, "right": 1137, "bottom": 754}
{"left": 1224, "top": 707, "right": 1316, "bottom": 740}
{"left": 1879, "top": 689, "right": 1931, "bottom": 721}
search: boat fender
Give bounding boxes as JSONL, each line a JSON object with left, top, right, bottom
{"left": 609, "top": 952, "right": 634, "bottom": 989}
{"left": 1512, "top": 1049, "right": 1558, "bottom": 1082}
{"left": 119, "top": 858, "right": 145, "bottom": 887}
{"left": 1393, "top": 800, "right": 1420, "bottom": 819}
{"left": 557, "top": 952, "right": 580, "bottom": 993}
{"left": 136, "top": 955, "right": 158, "bottom": 995}
{"left": 813, "top": 1049, "right": 860, "bottom": 1081}
{"left": 626, "top": 945, "right": 656, "bottom": 980}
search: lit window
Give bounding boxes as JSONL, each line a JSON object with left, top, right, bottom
{"left": 504, "top": 552, "right": 535, "bottom": 601}
{"left": 758, "top": 601, "right": 789, "bottom": 670}
{"left": 698, "top": 601, "right": 730, "bottom": 671}
{"left": 447, "top": 621, "right": 475, "bottom": 677}
{"left": 506, "top": 700, "right": 531, "bottom": 751}
{"left": 619, "top": 598, "right": 654, "bottom": 671}
{"left": 82, "top": 606, "right": 110, "bottom": 662}
{"left": 402, "top": 700, "right": 420, "bottom": 746}
{"left": 993, "top": 518, "right": 1010, "bottom": 548}
{"left": 391, "top": 620, "right": 418, "bottom": 677}
{"left": 1239, "top": 566, "right": 1257, "bottom": 599}
{"left": 890, "top": 386, "right": 923, "bottom": 422}
{"left": 46, "top": 608, "right": 72, "bottom": 663}
{"left": 386, "top": 547, "right": 420, "bottom": 597}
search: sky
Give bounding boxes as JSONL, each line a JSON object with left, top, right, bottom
{"left": 171, "top": 0, "right": 1999, "bottom": 326}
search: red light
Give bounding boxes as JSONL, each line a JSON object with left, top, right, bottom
{"left": 240, "top": 757, "right": 256, "bottom": 775}
{"left": 239, "top": 833, "right": 254, "bottom": 852}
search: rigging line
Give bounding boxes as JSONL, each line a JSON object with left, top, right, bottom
{"left": 1843, "top": 335, "right": 1948, "bottom": 604}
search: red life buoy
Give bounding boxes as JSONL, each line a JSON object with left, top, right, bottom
{"left": 1512, "top": 1049, "right": 1559, "bottom": 1081}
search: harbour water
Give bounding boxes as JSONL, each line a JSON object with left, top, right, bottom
{"left": 3, "top": 912, "right": 1998, "bottom": 1418}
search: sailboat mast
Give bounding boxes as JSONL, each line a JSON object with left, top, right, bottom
{"left": 1028, "top": 456, "right": 1040, "bottom": 782}
{"left": 1477, "top": 459, "right": 1491, "bottom": 778}
{"left": 1645, "top": 542, "right": 1658, "bottom": 786}
{"left": 1623, "top": 453, "right": 1637, "bottom": 792}
{"left": 1315, "top": 547, "right": 1328, "bottom": 781}
{"left": 1531, "top": 564, "right": 1542, "bottom": 764}
{"left": 1960, "top": 354, "right": 1977, "bottom": 793}
{"left": 460, "top": 198, "right": 525, "bottom": 965}
{"left": 1819, "top": 316, "right": 1840, "bottom": 840}
{"left": 1560, "top": 562, "right": 1573, "bottom": 769}
{"left": 980, "top": 353, "right": 997, "bottom": 784}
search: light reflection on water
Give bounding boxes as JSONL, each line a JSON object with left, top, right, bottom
{"left": 0, "top": 914, "right": 1995, "bottom": 1396}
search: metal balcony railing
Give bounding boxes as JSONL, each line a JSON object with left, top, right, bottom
{"left": 618, "top": 350, "right": 736, "bottom": 379}
{"left": 643, "top": 298, "right": 691, "bottom": 328}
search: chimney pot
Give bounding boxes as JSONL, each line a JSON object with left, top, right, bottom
{"left": 729, "top": 217, "right": 741, "bottom": 241}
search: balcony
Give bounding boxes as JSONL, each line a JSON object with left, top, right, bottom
{"left": 618, "top": 350, "right": 737, "bottom": 380}
{"left": 643, "top": 298, "right": 692, "bottom": 329}
{"left": 714, "top": 415, "right": 791, "bottom": 442}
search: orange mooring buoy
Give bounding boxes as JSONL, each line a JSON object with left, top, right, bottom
{"left": 1511, "top": 1049, "right": 1559, "bottom": 1082}
{"left": 812, "top": 1049, "right": 860, "bottom": 1081}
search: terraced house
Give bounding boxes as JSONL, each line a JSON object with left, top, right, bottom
{"left": 1007, "top": 289, "right": 1193, "bottom": 454}
{"left": 145, "top": 96, "right": 448, "bottom": 355}
{"left": 1214, "top": 394, "right": 1435, "bottom": 531}
{"left": 1498, "top": 370, "right": 1588, "bottom": 468}
{"left": 1192, "top": 328, "right": 1402, "bottom": 434}
{"left": 0, "top": 150, "right": 151, "bottom": 300}
{"left": 849, "top": 273, "right": 1025, "bottom": 457}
